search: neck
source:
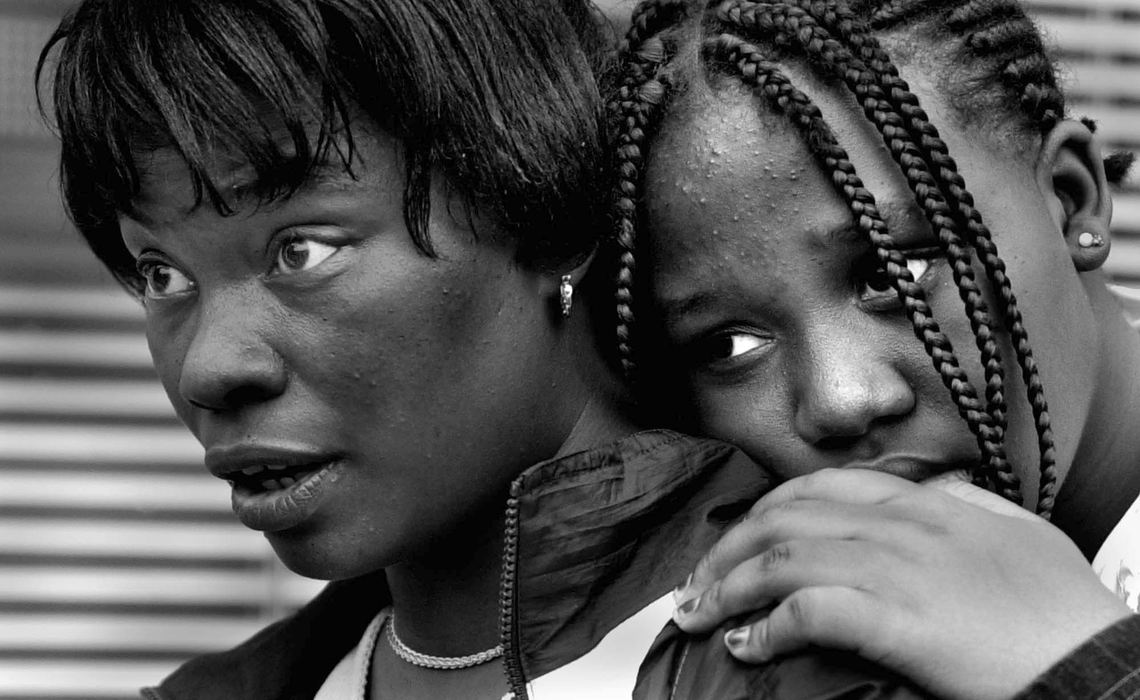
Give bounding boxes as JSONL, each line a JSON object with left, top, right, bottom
{"left": 383, "top": 516, "right": 506, "bottom": 657}
{"left": 1053, "top": 283, "right": 1140, "bottom": 558}
{"left": 383, "top": 301, "right": 642, "bottom": 656}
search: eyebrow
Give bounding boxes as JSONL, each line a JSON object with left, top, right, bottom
{"left": 125, "top": 160, "right": 360, "bottom": 228}
{"left": 657, "top": 289, "right": 726, "bottom": 325}
{"left": 821, "top": 199, "right": 930, "bottom": 247}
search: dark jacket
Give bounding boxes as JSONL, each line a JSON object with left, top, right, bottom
{"left": 143, "top": 431, "right": 925, "bottom": 699}
{"left": 1013, "top": 614, "right": 1140, "bottom": 700}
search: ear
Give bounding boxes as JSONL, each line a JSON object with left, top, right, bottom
{"left": 1036, "top": 119, "right": 1114, "bottom": 272}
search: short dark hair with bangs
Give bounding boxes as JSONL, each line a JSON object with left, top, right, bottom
{"left": 36, "top": 0, "right": 612, "bottom": 295}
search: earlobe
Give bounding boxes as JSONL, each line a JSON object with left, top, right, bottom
{"left": 546, "top": 246, "right": 598, "bottom": 322}
{"left": 1037, "top": 120, "right": 1113, "bottom": 272}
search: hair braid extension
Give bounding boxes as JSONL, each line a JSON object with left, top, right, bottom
{"left": 705, "top": 32, "right": 1010, "bottom": 493}
{"left": 610, "top": 0, "right": 693, "bottom": 379}
{"left": 948, "top": 1, "right": 1065, "bottom": 131}
{"left": 758, "top": 0, "right": 1052, "bottom": 511}
{"left": 717, "top": 1, "right": 1020, "bottom": 500}
{"left": 860, "top": 0, "right": 1065, "bottom": 133}
{"left": 863, "top": 0, "right": 943, "bottom": 29}
{"left": 826, "top": 0, "right": 1060, "bottom": 513}
{"left": 762, "top": 0, "right": 1057, "bottom": 513}
{"left": 1106, "top": 152, "right": 1137, "bottom": 186}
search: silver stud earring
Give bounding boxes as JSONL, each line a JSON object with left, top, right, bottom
{"left": 1078, "top": 232, "right": 1106, "bottom": 248}
{"left": 559, "top": 274, "right": 573, "bottom": 318}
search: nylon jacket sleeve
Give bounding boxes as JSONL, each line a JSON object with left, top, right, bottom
{"left": 1014, "top": 614, "right": 1140, "bottom": 700}
{"left": 634, "top": 621, "right": 931, "bottom": 699}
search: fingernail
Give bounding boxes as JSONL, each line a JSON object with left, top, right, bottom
{"left": 674, "top": 595, "right": 700, "bottom": 618}
{"left": 672, "top": 573, "right": 693, "bottom": 605}
{"left": 724, "top": 625, "right": 750, "bottom": 650}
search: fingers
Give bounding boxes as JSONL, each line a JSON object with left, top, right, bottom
{"left": 684, "top": 496, "right": 892, "bottom": 597}
{"left": 675, "top": 538, "right": 887, "bottom": 633}
{"left": 746, "top": 468, "right": 920, "bottom": 517}
{"left": 921, "top": 473, "right": 1040, "bottom": 522}
{"left": 684, "top": 470, "right": 921, "bottom": 595}
{"left": 721, "top": 586, "right": 881, "bottom": 663}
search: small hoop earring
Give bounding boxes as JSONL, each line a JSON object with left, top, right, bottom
{"left": 1078, "top": 232, "right": 1105, "bottom": 248}
{"left": 559, "top": 274, "right": 573, "bottom": 319}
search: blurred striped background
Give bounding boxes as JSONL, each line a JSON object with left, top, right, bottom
{"left": 1, "top": 1, "right": 1139, "bottom": 698}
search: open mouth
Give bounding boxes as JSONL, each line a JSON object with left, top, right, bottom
{"left": 228, "top": 462, "right": 326, "bottom": 493}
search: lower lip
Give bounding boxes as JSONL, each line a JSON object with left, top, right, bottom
{"left": 848, "top": 459, "right": 974, "bottom": 483}
{"left": 229, "top": 461, "right": 344, "bottom": 532}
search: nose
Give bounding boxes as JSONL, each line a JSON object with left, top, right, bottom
{"left": 792, "top": 328, "right": 916, "bottom": 448}
{"left": 175, "top": 292, "right": 287, "bottom": 412}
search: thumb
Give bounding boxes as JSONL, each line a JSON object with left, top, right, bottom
{"left": 921, "top": 471, "right": 1041, "bottom": 522}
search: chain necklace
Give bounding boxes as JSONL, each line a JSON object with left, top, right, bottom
{"left": 384, "top": 613, "right": 504, "bottom": 671}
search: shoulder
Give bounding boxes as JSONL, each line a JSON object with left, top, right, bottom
{"left": 634, "top": 622, "right": 932, "bottom": 700}
{"left": 147, "top": 572, "right": 388, "bottom": 700}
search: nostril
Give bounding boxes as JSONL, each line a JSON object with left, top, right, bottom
{"left": 812, "top": 434, "right": 863, "bottom": 452}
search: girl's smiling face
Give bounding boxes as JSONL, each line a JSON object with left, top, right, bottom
{"left": 120, "top": 129, "right": 585, "bottom": 580}
{"left": 642, "top": 68, "right": 1103, "bottom": 502}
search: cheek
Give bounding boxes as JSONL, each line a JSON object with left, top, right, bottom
{"left": 691, "top": 378, "right": 799, "bottom": 470}
{"left": 145, "top": 315, "right": 194, "bottom": 417}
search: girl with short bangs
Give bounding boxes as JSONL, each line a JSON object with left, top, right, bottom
{"left": 606, "top": 0, "right": 1140, "bottom": 697}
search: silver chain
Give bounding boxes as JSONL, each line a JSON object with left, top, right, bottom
{"left": 384, "top": 613, "right": 504, "bottom": 671}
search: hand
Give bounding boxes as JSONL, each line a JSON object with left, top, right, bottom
{"left": 671, "top": 468, "right": 1133, "bottom": 700}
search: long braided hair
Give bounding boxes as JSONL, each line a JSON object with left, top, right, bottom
{"left": 607, "top": 0, "right": 1120, "bottom": 517}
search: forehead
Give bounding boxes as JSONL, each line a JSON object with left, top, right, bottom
{"left": 642, "top": 77, "right": 911, "bottom": 298}
{"left": 126, "top": 126, "right": 401, "bottom": 226}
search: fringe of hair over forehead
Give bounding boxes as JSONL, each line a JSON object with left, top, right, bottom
{"left": 37, "top": 0, "right": 612, "bottom": 293}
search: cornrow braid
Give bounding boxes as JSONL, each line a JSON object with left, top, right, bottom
{"left": 717, "top": 0, "right": 1020, "bottom": 500}
{"left": 729, "top": 0, "right": 1057, "bottom": 510}
{"left": 705, "top": 31, "right": 1008, "bottom": 493}
{"left": 869, "top": 0, "right": 1066, "bottom": 132}
{"left": 610, "top": 0, "right": 693, "bottom": 378}
{"left": 863, "top": 0, "right": 942, "bottom": 27}
{"left": 610, "top": 0, "right": 1067, "bottom": 514}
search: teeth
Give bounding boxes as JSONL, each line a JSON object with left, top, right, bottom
{"left": 267, "top": 464, "right": 289, "bottom": 471}
{"left": 241, "top": 466, "right": 263, "bottom": 476}
{"left": 261, "top": 478, "right": 281, "bottom": 490}
{"left": 279, "top": 476, "right": 296, "bottom": 487}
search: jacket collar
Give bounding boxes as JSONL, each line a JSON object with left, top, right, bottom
{"left": 501, "top": 430, "right": 771, "bottom": 689}
{"left": 147, "top": 430, "right": 770, "bottom": 699}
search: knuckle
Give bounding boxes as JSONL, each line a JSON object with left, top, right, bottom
{"left": 758, "top": 541, "right": 793, "bottom": 574}
{"left": 782, "top": 590, "right": 819, "bottom": 633}
{"left": 751, "top": 499, "right": 794, "bottom": 531}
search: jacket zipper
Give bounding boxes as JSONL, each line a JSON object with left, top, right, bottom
{"left": 498, "top": 477, "right": 528, "bottom": 699}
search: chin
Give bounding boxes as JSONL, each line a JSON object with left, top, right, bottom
{"left": 266, "top": 527, "right": 392, "bottom": 581}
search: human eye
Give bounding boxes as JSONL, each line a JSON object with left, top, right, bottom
{"left": 271, "top": 232, "right": 342, "bottom": 276}
{"left": 688, "top": 329, "right": 771, "bottom": 371}
{"left": 856, "top": 247, "right": 940, "bottom": 306}
{"left": 136, "top": 255, "right": 196, "bottom": 299}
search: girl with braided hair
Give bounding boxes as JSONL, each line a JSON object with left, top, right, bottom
{"left": 604, "top": 0, "right": 1140, "bottom": 696}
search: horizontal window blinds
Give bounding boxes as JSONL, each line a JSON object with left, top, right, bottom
{"left": 1027, "top": 0, "right": 1140, "bottom": 282}
{"left": 0, "top": 9, "right": 325, "bottom": 700}
{"left": 1, "top": 3, "right": 1138, "bottom": 700}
